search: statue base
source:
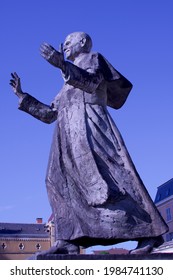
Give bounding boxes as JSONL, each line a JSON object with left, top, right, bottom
{"left": 29, "top": 241, "right": 173, "bottom": 260}
{"left": 36, "top": 253, "right": 173, "bottom": 260}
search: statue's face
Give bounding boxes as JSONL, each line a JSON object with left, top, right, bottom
{"left": 63, "top": 33, "right": 83, "bottom": 61}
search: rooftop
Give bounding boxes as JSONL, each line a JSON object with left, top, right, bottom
{"left": 154, "top": 178, "right": 173, "bottom": 204}
{"left": 0, "top": 222, "right": 49, "bottom": 239}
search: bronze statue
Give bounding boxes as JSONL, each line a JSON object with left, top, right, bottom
{"left": 10, "top": 32, "right": 168, "bottom": 255}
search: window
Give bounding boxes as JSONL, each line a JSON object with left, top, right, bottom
{"left": 1, "top": 243, "right": 7, "bottom": 250}
{"left": 36, "top": 243, "right": 41, "bottom": 250}
{"left": 157, "top": 194, "right": 161, "bottom": 201}
{"left": 166, "top": 232, "right": 173, "bottom": 242}
{"left": 170, "top": 232, "right": 173, "bottom": 240}
{"left": 166, "top": 208, "right": 172, "bottom": 221}
{"left": 166, "top": 233, "right": 171, "bottom": 242}
{"left": 19, "top": 243, "right": 25, "bottom": 250}
{"left": 166, "top": 189, "right": 170, "bottom": 197}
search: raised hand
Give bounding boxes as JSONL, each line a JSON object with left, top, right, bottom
{"left": 10, "top": 72, "right": 24, "bottom": 98}
{"left": 40, "top": 43, "right": 65, "bottom": 71}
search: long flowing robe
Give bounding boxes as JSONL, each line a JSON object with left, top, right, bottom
{"left": 19, "top": 52, "right": 168, "bottom": 247}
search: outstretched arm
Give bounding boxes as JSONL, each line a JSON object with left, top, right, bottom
{"left": 61, "top": 61, "right": 103, "bottom": 93}
{"left": 40, "top": 43, "right": 66, "bottom": 72}
{"left": 10, "top": 73, "right": 57, "bottom": 124}
{"left": 40, "top": 43, "right": 103, "bottom": 93}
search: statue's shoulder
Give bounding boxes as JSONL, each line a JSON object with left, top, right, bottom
{"left": 88, "top": 52, "right": 112, "bottom": 71}
{"left": 88, "top": 51, "right": 103, "bottom": 61}
{"left": 76, "top": 52, "right": 100, "bottom": 69}
{"left": 81, "top": 52, "right": 104, "bottom": 70}
{"left": 80, "top": 51, "right": 99, "bottom": 61}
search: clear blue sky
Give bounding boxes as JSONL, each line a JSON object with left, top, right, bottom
{"left": 1, "top": 0, "right": 173, "bottom": 250}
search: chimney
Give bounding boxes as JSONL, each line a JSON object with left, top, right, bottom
{"left": 36, "top": 218, "right": 43, "bottom": 224}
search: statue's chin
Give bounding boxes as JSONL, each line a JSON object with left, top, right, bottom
{"left": 66, "top": 56, "right": 72, "bottom": 61}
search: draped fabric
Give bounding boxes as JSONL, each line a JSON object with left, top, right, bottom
{"left": 19, "top": 52, "right": 168, "bottom": 246}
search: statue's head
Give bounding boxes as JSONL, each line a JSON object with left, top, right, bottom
{"left": 63, "top": 32, "right": 92, "bottom": 61}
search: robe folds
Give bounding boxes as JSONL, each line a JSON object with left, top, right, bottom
{"left": 19, "top": 52, "right": 168, "bottom": 247}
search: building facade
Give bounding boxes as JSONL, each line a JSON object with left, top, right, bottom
{"left": 0, "top": 218, "right": 53, "bottom": 260}
{"left": 154, "top": 178, "right": 173, "bottom": 242}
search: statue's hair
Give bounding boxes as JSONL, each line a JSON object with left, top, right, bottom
{"left": 68, "top": 32, "right": 92, "bottom": 52}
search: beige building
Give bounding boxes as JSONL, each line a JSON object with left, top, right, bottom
{"left": 154, "top": 178, "right": 173, "bottom": 242}
{"left": 0, "top": 218, "right": 54, "bottom": 260}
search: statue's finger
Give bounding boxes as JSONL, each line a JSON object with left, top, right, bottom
{"left": 9, "top": 81, "right": 14, "bottom": 86}
{"left": 11, "top": 72, "right": 17, "bottom": 79}
{"left": 40, "top": 49, "right": 48, "bottom": 57}
{"left": 40, "top": 52, "right": 48, "bottom": 60}
{"left": 13, "top": 72, "right": 20, "bottom": 80}
{"left": 40, "top": 43, "right": 48, "bottom": 51}
{"left": 41, "top": 42, "right": 54, "bottom": 52}
{"left": 40, "top": 44, "right": 46, "bottom": 52}
{"left": 40, "top": 45, "right": 51, "bottom": 56}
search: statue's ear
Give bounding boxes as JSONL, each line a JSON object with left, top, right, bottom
{"left": 80, "top": 38, "right": 86, "bottom": 48}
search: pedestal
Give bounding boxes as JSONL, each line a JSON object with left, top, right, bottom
{"left": 36, "top": 253, "right": 173, "bottom": 260}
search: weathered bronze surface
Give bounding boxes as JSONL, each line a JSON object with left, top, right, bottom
{"left": 10, "top": 32, "right": 168, "bottom": 256}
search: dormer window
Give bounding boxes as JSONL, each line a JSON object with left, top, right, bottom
{"left": 157, "top": 193, "right": 161, "bottom": 201}
{"left": 166, "top": 189, "right": 170, "bottom": 196}
{"left": 166, "top": 208, "right": 172, "bottom": 221}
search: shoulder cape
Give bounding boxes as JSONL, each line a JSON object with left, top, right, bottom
{"left": 98, "top": 53, "right": 133, "bottom": 109}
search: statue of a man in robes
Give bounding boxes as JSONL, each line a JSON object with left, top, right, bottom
{"left": 10, "top": 32, "right": 168, "bottom": 255}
